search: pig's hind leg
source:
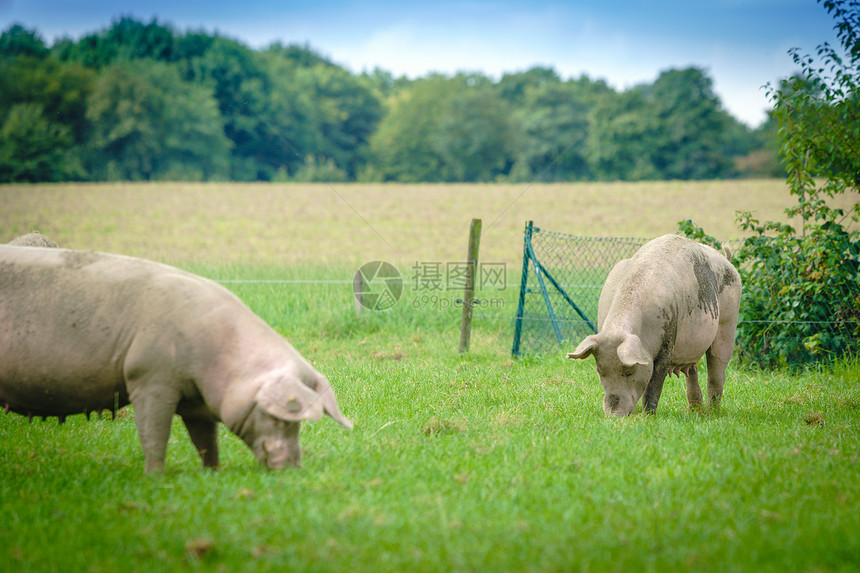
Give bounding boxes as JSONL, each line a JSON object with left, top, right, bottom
{"left": 706, "top": 286, "right": 740, "bottom": 412}
{"left": 705, "top": 328, "right": 735, "bottom": 412}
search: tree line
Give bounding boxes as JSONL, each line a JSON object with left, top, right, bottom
{"left": 0, "top": 17, "right": 780, "bottom": 184}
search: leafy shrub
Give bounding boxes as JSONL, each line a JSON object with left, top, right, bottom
{"left": 681, "top": 205, "right": 860, "bottom": 369}
{"left": 741, "top": 213, "right": 858, "bottom": 368}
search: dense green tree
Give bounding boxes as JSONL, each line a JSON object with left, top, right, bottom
{"left": 430, "top": 76, "right": 518, "bottom": 181}
{"left": 361, "top": 67, "right": 412, "bottom": 99}
{"left": 289, "top": 60, "right": 384, "bottom": 179}
{"left": 367, "top": 74, "right": 460, "bottom": 182}
{"left": 182, "top": 36, "right": 270, "bottom": 180}
{"left": 587, "top": 87, "right": 662, "bottom": 180}
{"left": 509, "top": 75, "right": 611, "bottom": 181}
{"left": 733, "top": 112, "right": 783, "bottom": 178}
{"left": 774, "top": 5, "right": 860, "bottom": 198}
{"left": 266, "top": 41, "right": 336, "bottom": 68}
{"left": 647, "top": 67, "right": 735, "bottom": 179}
{"left": 238, "top": 43, "right": 385, "bottom": 181}
{"left": 174, "top": 31, "right": 216, "bottom": 63}
{"left": 368, "top": 73, "right": 517, "bottom": 182}
{"left": 0, "top": 55, "right": 95, "bottom": 144}
{"left": 254, "top": 51, "right": 321, "bottom": 178}
{"left": 86, "top": 59, "right": 230, "bottom": 180}
{"left": 50, "top": 18, "right": 382, "bottom": 182}
{"left": 52, "top": 17, "right": 178, "bottom": 68}
{"left": 588, "top": 67, "right": 748, "bottom": 181}
{"left": 497, "top": 66, "right": 561, "bottom": 105}
{"left": 0, "top": 41, "right": 95, "bottom": 181}
{"left": 0, "top": 24, "right": 49, "bottom": 58}
{"left": 0, "top": 103, "right": 83, "bottom": 181}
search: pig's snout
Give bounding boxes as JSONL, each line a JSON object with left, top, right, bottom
{"left": 603, "top": 392, "right": 637, "bottom": 417}
{"left": 260, "top": 437, "right": 301, "bottom": 470}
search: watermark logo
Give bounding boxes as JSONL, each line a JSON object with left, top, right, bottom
{"left": 354, "top": 260, "right": 507, "bottom": 311}
{"left": 411, "top": 261, "right": 507, "bottom": 310}
{"left": 353, "top": 261, "right": 403, "bottom": 311}
{"left": 411, "top": 261, "right": 507, "bottom": 292}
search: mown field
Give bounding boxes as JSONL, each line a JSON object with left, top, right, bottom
{"left": 1, "top": 181, "right": 859, "bottom": 572}
{"left": 4, "top": 179, "right": 858, "bottom": 267}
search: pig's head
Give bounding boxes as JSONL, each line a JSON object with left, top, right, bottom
{"left": 233, "top": 372, "right": 353, "bottom": 470}
{"left": 567, "top": 332, "right": 653, "bottom": 416}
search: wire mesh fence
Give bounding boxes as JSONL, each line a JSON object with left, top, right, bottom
{"left": 198, "top": 221, "right": 858, "bottom": 368}
{"left": 511, "top": 221, "right": 648, "bottom": 356}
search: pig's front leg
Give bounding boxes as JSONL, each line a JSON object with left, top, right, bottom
{"left": 182, "top": 416, "right": 220, "bottom": 469}
{"left": 643, "top": 361, "right": 670, "bottom": 414}
{"left": 128, "top": 384, "right": 181, "bottom": 473}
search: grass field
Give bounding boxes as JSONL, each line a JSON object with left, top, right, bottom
{"left": 1, "top": 181, "right": 859, "bottom": 572}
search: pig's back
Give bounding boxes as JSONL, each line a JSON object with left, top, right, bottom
{"left": 0, "top": 247, "right": 213, "bottom": 416}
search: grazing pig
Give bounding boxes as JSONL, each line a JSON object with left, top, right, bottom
{"left": 567, "top": 234, "right": 741, "bottom": 416}
{"left": 0, "top": 246, "right": 352, "bottom": 472}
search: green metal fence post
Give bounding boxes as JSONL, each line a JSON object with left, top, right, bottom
{"left": 511, "top": 221, "right": 533, "bottom": 357}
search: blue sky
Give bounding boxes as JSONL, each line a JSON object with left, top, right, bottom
{"left": 0, "top": 0, "right": 842, "bottom": 126}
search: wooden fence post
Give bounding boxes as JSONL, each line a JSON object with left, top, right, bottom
{"left": 459, "top": 218, "right": 482, "bottom": 354}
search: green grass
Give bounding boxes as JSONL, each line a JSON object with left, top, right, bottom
{"left": 2, "top": 265, "right": 858, "bottom": 572}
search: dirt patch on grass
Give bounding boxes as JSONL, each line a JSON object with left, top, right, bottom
{"left": 421, "top": 416, "right": 467, "bottom": 436}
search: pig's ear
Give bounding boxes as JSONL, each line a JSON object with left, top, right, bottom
{"left": 256, "top": 376, "right": 324, "bottom": 422}
{"left": 314, "top": 375, "right": 354, "bottom": 430}
{"left": 567, "top": 335, "right": 599, "bottom": 360}
{"left": 616, "top": 334, "right": 651, "bottom": 367}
